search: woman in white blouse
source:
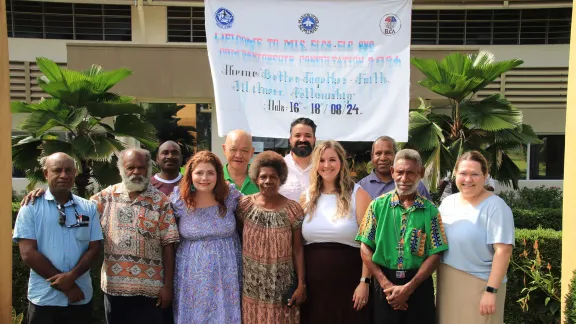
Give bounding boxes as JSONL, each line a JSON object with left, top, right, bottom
{"left": 436, "top": 151, "right": 514, "bottom": 324}
{"left": 299, "top": 140, "right": 372, "bottom": 324}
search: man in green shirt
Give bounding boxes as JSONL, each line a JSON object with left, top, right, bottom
{"left": 356, "top": 149, "right": 448, "bottom": 324}
{"left": 222, "top": 129, "right": 259, "bottom": 195}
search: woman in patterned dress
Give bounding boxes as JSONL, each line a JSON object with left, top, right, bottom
{"left": 170, "top": 151, "right": 242, "bottom": 323}
{"left": 236, "top": 151, "right": 307, "bottom": 324}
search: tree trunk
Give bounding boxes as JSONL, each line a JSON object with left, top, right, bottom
{"left": 74, "top": 159, "right": 91, "bottom": 198}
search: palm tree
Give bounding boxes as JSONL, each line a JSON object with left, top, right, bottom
{"left": 141, "top": 103, "right": 197, "bottom": 164}
{"left": 11, "top": 57, "right": 158, "bottom": 197}
{"left": 405, "top": 51, "right": 542, "bottom": 191}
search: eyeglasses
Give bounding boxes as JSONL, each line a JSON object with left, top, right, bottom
{"left": 56, "top": 199, "right": 89, "bottom": 228}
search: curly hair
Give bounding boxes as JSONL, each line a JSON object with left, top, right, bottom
{"left": 303, "top": 140, "right": 355, "bottom": 220}
{"left": 249, "top": 151, "right": 288, "bottom": 186}
{"left": 179, "top": 150, "right": 229, "bottom": 217}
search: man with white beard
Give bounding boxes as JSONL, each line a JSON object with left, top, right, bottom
{"left": 90, "top": 148, "right": 179, "bottom": 324}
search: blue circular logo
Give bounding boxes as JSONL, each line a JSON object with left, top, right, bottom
{"left": 298, "top": 13, "right": 319, "bottom": 34}
{"left": 215, "top": 7, "right": 234, "bottom": 29}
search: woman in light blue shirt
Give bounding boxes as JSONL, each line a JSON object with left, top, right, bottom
{"left": 436, "top": 151, "right": 514, "bottom": 324}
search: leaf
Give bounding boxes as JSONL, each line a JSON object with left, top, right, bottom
{"left": 71, "top": 134, "right": 125, "bottom": 161}
{"left": 11, "top": 101, "right": 35, "bottom": 113}
{"left": 91, "top": 157, "right": 122, "bottom": 187}
{"left": 91, "top": 68, "right": 132, "bottom": 93}
{"left": 65, "top": 107, "right": 88, "bottom": 129}
{"left": 460, "top": 94, "right": 522, "bottom": 131}
{"left": 407, "top": 111, "right": 443, "bottom": 151}
{"left": 11, "top": 135, "right": 43, "bottom": 171}
{"left": 35, "top": 57, "right": 64, "bottom": 82}
{"left": 85, "top": 102, "right": 143, "bottom": 118}
{"left": 82, "top": 64, "right": 103, "bottom": 77}
{"left": 112, "top": 115, "right": 159, "bottom": 150}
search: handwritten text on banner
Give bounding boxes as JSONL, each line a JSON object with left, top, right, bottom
{"left": 205, "top": 0, "right": 412, "bottom": 141}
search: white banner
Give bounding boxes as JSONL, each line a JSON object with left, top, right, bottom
{"left": 205, "top": 0, "right": 412, "bottom": 141}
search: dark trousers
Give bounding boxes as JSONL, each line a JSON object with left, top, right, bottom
{"left": 27, "top": 301, "right": 92, "bottom": 324}
{"left": 373, "top": 268, "right": 436, "bottom": 324}
{"left": 104, "top": 294, "right": 164, "bottom": 324}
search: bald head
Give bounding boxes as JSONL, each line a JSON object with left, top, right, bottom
{"left": 223, "top": 129, "right": 254, "bottom": 172}
{"left": 43, "top": 152, "right": 76, "bottom": 194}
{"left": 157, "top": 140, "right": 183, "bottom": 173}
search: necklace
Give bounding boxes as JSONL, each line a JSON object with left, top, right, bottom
{"left": 393, "top": 193, "right": 414, "bottom": 271}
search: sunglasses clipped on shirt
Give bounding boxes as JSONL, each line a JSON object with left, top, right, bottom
{"left": 56, "top": 199, "right": 90, "bottom": 228}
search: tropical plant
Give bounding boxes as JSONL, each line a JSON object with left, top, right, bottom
{"left": 510, "top": 238, "right": 561, "bottom": 324}
{"left": 11, "top": 57, "right": 158, "bottom": 197}
{"left": 404, "top": 51, "right": 542, "bottom": 190}
{"left": 11, "top": 308, "right": 23, "bottom": 324}
{"left": 141, "top": 103, "right": 197, "bottom": 163}
{"left": 566, "top": 269, "right": 576, "bottom": 324}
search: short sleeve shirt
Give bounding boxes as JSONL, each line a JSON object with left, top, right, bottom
{"left": 12, "top": 190, "right": 103, "bottom": 306}
{"left": 356, "top": 191, "right": 448, "bottom": 270}
{"left": 279, "top": 154, "right": 311, "bottom": 202}
{"left": 439, "top": 194, "right": 514, "bottom": 282}
{"left": 90, "top": 183, "right": 180, "bottom": 298}
{"left": 223, "top": 164, "right": 259, "bottom": 195}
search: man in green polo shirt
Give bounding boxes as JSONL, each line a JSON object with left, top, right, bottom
{"left": 356, "top": 149, "right": 448, "bottom": 324}
{"left": 222, "top": 129, "right": 259, "bottom": 195}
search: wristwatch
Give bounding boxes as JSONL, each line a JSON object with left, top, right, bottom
{"left": 486, "top": 286, "right": 498, "bottom": 293}
{"left": 360, "top": 277, "right": 372, "bottom": 284}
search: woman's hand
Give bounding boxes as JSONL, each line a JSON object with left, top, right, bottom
{"left": 352, "top": 282, "right": 370, "bottom": 310}
{"left": 479, "top": 291, "right": 497, "bottom": 316}
{"left": 288, "top": 285, "right": 307, "bottom": 307}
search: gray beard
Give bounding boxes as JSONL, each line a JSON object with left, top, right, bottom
{"left": 122, "top": 177, "right": 150, "bottom": 192}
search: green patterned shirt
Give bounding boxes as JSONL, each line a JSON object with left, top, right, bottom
{"left": 355, "top": 190, "right": 448, "bottom": 270}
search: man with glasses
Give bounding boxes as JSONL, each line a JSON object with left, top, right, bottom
{"left": 13, "top": 153, "right": 103, "bottom": 324}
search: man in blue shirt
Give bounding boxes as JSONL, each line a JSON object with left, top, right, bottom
{"left": 359, "top": 136, "right": 432, "bottom": 200}
{"left": 13, "top": 153, "right": 103, "bottom": 324}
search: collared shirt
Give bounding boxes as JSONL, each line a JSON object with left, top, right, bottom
{"left": 150, "top": 173, "right": 182, "bottom": 196}
{"left": 356, "top": 190, "right": 448, "bottom": 270}
{"left": 12, "top": 190, "right": 103, "bottom": 306}
{"left": 90, "top": 183, "right": 180, "bottom": 298}
{"left": 358, "top": 170, "right": 432, "bottom": 201}
{"left": 279, "top": 153, "right": 312, "bottom": 202}
{"left": 223, "top": 164, "right": 259, "bottom": 195}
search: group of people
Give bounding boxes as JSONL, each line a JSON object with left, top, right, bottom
{"left": 13, "top": 117, "right": 515, "bottom": 324}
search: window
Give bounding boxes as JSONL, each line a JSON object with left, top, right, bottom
{"left": 167, "top": 6, "right": 206, "bottom": 43}
{"left": 167, "top": 7, "right": 571, "bottom": 45}
{"left": 528, "top": 135, "right": 565, "bottom": 180}
{"left": 6, "top": 0, "right": 131, "bottom": 41}
{"left": 412, "top": 8, "right": 571, "bottom": 45}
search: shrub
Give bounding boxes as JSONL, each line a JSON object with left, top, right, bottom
{"left": 499, "top": 186, "right": 563, "bottom": 209}
{"left": 513, "top": 208, "right": 562, "bottom": 231}
{"left": 505, "top": 228, "right": 562, "bottom": 324}
{"left": 566, "top": 269, "right": 576, "bottom": 324}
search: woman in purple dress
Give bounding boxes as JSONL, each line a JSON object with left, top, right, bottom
{"left": 170, "top": 151, "right": 242, "bottom": 324}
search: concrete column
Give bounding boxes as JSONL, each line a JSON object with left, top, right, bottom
{"left": 0, "top": 0, "right": 14, "bottom": 322}
{"left": 561, "top": 2, "right": 576, "bottom": 323}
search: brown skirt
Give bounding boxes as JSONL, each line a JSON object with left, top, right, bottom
{"left": 300, "top": 243, "right": 371, "bottom": 324}
{"left": 437, "top": 263, "right": 506, "bottom": 324}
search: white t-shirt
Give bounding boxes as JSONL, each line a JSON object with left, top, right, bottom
{"left": 279, "top": 153, "right": 312, "bottom": 202}
{"left": 301, "top": 184, "right": 361, "bottom": 248}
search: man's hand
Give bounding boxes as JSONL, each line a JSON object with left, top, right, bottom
{"left": 47, "top": 272, "right": 75, "bottom": 291}
{"left": 479, "top": 291, "right": 497, "bottom": 316}
{"left": 384, "top": 285, "right": 412, "bottom": 310}
{"left": 156, "top": 284, "right": 173, "bottom": 308}
{"left": 64, "top": 284, "right": 85, "bottom": 304}
{"left": 21, "top": 188, "right": 45, "bottom": 206}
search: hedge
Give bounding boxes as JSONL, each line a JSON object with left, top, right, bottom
{"left": 505, "top": 228, "right": 562, "bottom": 324}
{"left": 566, "top": 269, "right": 576, "bottom": 324}
{"left": 11, "top": 206, "right": 562, "bottom": 323}
{"left": 513, "top": 208, "right": 562, "bottom": 231}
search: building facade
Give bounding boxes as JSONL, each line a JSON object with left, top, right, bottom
{"left": 7, "top": 0, "right": 570, "bottom": 191}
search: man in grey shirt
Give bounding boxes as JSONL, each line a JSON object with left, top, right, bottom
{"left": 358, "top": 136, "right": 432, "bottom": 200}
